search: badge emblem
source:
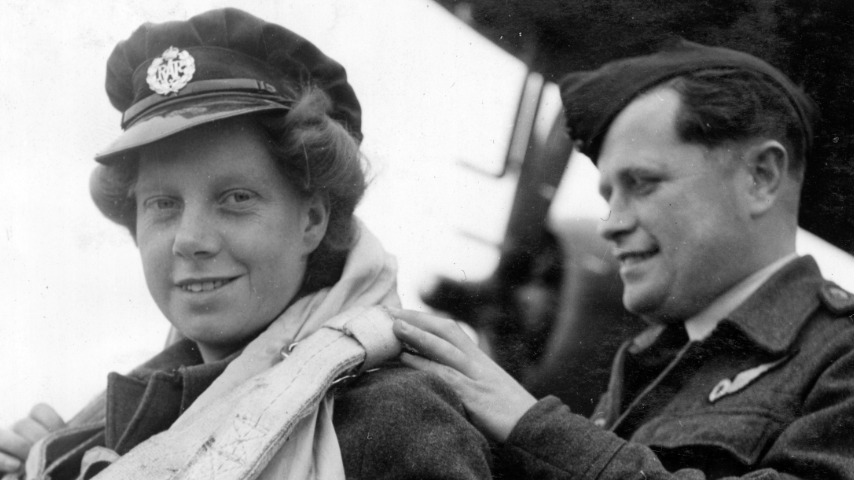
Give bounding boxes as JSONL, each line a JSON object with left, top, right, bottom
{"left": 708, "top": 355, "right": 792, "bottom": 403}
{"left": 146, "top": 47, "right": 196, "bottom": 95}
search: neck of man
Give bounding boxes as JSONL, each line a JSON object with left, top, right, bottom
{"left": 683, "top": 250, "right": 798, "bottom": 341}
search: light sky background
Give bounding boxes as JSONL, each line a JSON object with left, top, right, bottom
{"left": 0, "top": 0, "right": 534, "bottom": 422}
{"left": 1, "top": 0, "right": 852, "bottom": 425}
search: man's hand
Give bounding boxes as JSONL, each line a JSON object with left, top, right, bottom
{"left": 390, "top": 308, "right": 537, "bottom": 443}
{"left": 0, "top": 404, "right": 65, "bottom": 473}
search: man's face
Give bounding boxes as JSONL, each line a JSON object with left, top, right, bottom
{"left": 597, "top": 88, "right": 755, "bottom": 323}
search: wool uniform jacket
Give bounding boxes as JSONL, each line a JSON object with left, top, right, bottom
{"left": 30, "top": 338, "right": 493, "bottom": 480}
{"left": 497, "top": 256, "right": 854, "bottom": 479}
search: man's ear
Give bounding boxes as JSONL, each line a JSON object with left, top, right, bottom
{"left": 742, "top": 140, "right": 789, "bottom": 216}
{"left": 301, "top": 193, "right": 330, "bottom": 254}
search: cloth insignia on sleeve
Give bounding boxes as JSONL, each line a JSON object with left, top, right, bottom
{"left": 708, "top": 355, "right": 792, "bottom": 403}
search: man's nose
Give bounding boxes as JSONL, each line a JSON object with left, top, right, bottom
{"left": 172, "top": 206, "right": 220, "bottom": 259}
{"left": 597, "top": 199, "right": 636, "bottom": 242}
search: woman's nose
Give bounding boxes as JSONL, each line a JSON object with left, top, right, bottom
{"left": 172, "top": 207, "right": 220, "bottom": 259}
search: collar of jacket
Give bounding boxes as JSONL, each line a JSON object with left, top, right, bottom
{"left": 629, "top": 256, "right": 824, "bottom": 355}
{"left": 723, "top": 255, "right": 824, "bottom": 354}
{"left": 105, "top": 338, "right": 237, "bottom": 453}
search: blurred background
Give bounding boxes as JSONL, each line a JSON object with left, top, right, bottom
{"left": 1, "top": 0, "right": 852, "bottom": 424}
{"left": 0, "top": 0, "right": 535, "bottom": 422}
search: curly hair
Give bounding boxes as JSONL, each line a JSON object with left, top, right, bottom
{"left": 663, "top": 69, "right": 811, "bottom": 173}
{"left": 90, "top": 86, "right": 367, "bottom": 296}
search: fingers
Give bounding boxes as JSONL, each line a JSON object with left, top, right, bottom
{"left": 28, "top": 404, "right": 64, "bottom": 433}
{"left": 402, "top": 347, "right": 536, "bottom": 444}
{"left": 388, "top": 307, "right": 480, "bottom": 355}
{"left": 0, "top": 404, "right": 63, "bottom": 474}
{"left": 0, "top": 429, "right": 29, "bottom": 470}
{"left": 0, "top": 450, "right": 22, "bottom": 473}
{"left": 399, "top": 352, "right": 474, "bottom": 405}
{"left": 11, "top": 418, "right": 49, "bottom": 447}
{"left": 393, "top": 318, "right": 475, "bottom": 377}
{"left": 400, "top": 351, "right": 460, "bottom": 383}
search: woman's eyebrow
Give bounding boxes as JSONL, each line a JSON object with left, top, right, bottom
{"left": 209, "top": 170, "right": 272, "bottom": 190}
{"left": 133, "top": 175, "right": 170, "bottom": 196}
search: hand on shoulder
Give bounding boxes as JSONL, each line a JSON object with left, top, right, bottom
{"left": 390, "top": 308, "right": 537, "bottom": 443}
{"left": 0, "top": 403, "right": 65, "bottom": 473}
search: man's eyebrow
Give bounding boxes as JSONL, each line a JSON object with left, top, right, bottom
{"left": 619, "top": 165, "right": 663, "bottom": 177}
{"left": 599, "top": 164, "right": 666, "bottom": 194}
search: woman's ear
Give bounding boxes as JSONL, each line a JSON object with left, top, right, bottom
{"left": 301, "top": 193, "right": 330, "bottom": 254}
{"left": 742, "top": 140, "right": 789, "bottom": 216}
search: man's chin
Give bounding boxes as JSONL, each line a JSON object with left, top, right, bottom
{"left": 622, "top": 291, "right": 683, "bottom": 325}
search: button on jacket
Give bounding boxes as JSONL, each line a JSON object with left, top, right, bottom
{"left": 498, "top": 256, "right": 854, "bottom": 479}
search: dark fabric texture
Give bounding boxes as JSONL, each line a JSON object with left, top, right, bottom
{"left": 498, "top": 256, "right": 854, "bottom": 479}
{"left": 105, "top": 8, "right": 362, "bottom": 140}
{"left": 559, "top": 38, "right": 818, "bottom": 163}
{"left": 37, "top": 340, "right": 492, "bottom": 480}
{"left": 333, "top": 365, "right": 493, "bottom": 479}
{"left": 620, "top": 323, "right": 689, "bottom": 414}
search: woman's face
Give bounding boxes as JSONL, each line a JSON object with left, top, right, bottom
{"left": 135, "top": 118, "right": 327, "bottom": 362}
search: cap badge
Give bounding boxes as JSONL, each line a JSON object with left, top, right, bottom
{"left": 146, "top": 47, "right": 196, "bottom": 95}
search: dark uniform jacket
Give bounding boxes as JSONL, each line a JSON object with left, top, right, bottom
{"left": 498, "top": 256, "right": 854, "bottom": 479}
{"left": 31, "top": 339, "right": 492, "bottom": 480}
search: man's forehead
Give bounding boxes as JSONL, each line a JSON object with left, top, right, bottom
{"left": 606, "top": 87, "right": 681, "bottom": 138}
{"left": 597, "top": 88, "right": 682, "bottom": 170}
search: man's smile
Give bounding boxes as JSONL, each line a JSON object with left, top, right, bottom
{"left": 614, "top": 247, "right": 660, "bottom": 266}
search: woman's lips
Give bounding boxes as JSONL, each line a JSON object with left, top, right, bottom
{"left": 176, "top": 277, "right": 238, "bottom": 293}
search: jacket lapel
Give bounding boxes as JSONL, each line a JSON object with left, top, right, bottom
{"left": 602, "top": 256, "right": 824, "bottom": 436}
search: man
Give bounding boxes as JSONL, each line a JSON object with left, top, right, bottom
{"left": 392, "top": 39, "right": 854, "bottom": 479}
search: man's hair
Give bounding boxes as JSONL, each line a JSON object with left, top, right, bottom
{"left": 90, "top": 86, "right": 367, "bottom": 297}
{"left": 664, "top": 69, "right": 808, "bottom": 172}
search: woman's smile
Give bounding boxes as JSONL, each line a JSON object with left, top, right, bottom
{"left": 134, "top": 117, "right": 324, "bottom": 361}
{"left": 175, "top": 276, "right": 240, "bottom": 293}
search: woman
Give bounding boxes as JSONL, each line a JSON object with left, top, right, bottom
{"left": 0, "top": 8, "right": 490, "bottom": 479}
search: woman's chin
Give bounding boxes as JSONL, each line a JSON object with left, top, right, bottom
{"left": 185, "top": 329, "right": 257, "bottom": 362}
{"left": 194, "top": 339, "right": 245, "bottom": 363}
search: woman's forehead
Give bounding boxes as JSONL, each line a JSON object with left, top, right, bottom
{"left": 135, "top": 120, "right": 282, "bottom": 189}
{"left": 143, "top": 116, "right": 265, "bottom": 155}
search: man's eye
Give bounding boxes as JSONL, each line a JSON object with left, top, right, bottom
{"left": 630, "top": 177, "right": 658, "bottom": 195}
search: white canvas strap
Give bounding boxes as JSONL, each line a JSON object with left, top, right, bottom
{"left": 90, "top": 306, "right": 399, "bottom": 480}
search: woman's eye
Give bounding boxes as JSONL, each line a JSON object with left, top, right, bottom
{"left": 222, "top": 190, "right": 257, "bottom": 206}
{"left": 143, "top": 197, "right": 180, "bottom": 211}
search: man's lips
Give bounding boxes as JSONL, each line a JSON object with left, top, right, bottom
{"left": 615, "top": 247, "right": 660, "bottom": 265}
{"left": 175, "top": 276, "right": 240, "bottom": 293}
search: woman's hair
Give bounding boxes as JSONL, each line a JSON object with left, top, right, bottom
{"left": 90, "top": 85, "right": 367, "bottom": 296}
{"left": 664, "top": 69, "right": 809, "bottom": 172}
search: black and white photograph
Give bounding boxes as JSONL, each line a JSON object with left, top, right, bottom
{"left": 1, "top": 0, "right": 852, "bottom": 478}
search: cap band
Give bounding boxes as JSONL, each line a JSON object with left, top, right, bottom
{"left": 122, "top": 78, "right": 289, "bottom": 128}
{"left": 121, "top": 45, "right": 298, "bottom": 128}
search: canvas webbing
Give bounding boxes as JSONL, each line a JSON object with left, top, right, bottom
{"left": 87, "top": 306, "right": 399, "bottom": 480}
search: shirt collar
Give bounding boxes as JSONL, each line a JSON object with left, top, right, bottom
{"left": 685, "top": 253, "right": 798, "bottom": 341}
